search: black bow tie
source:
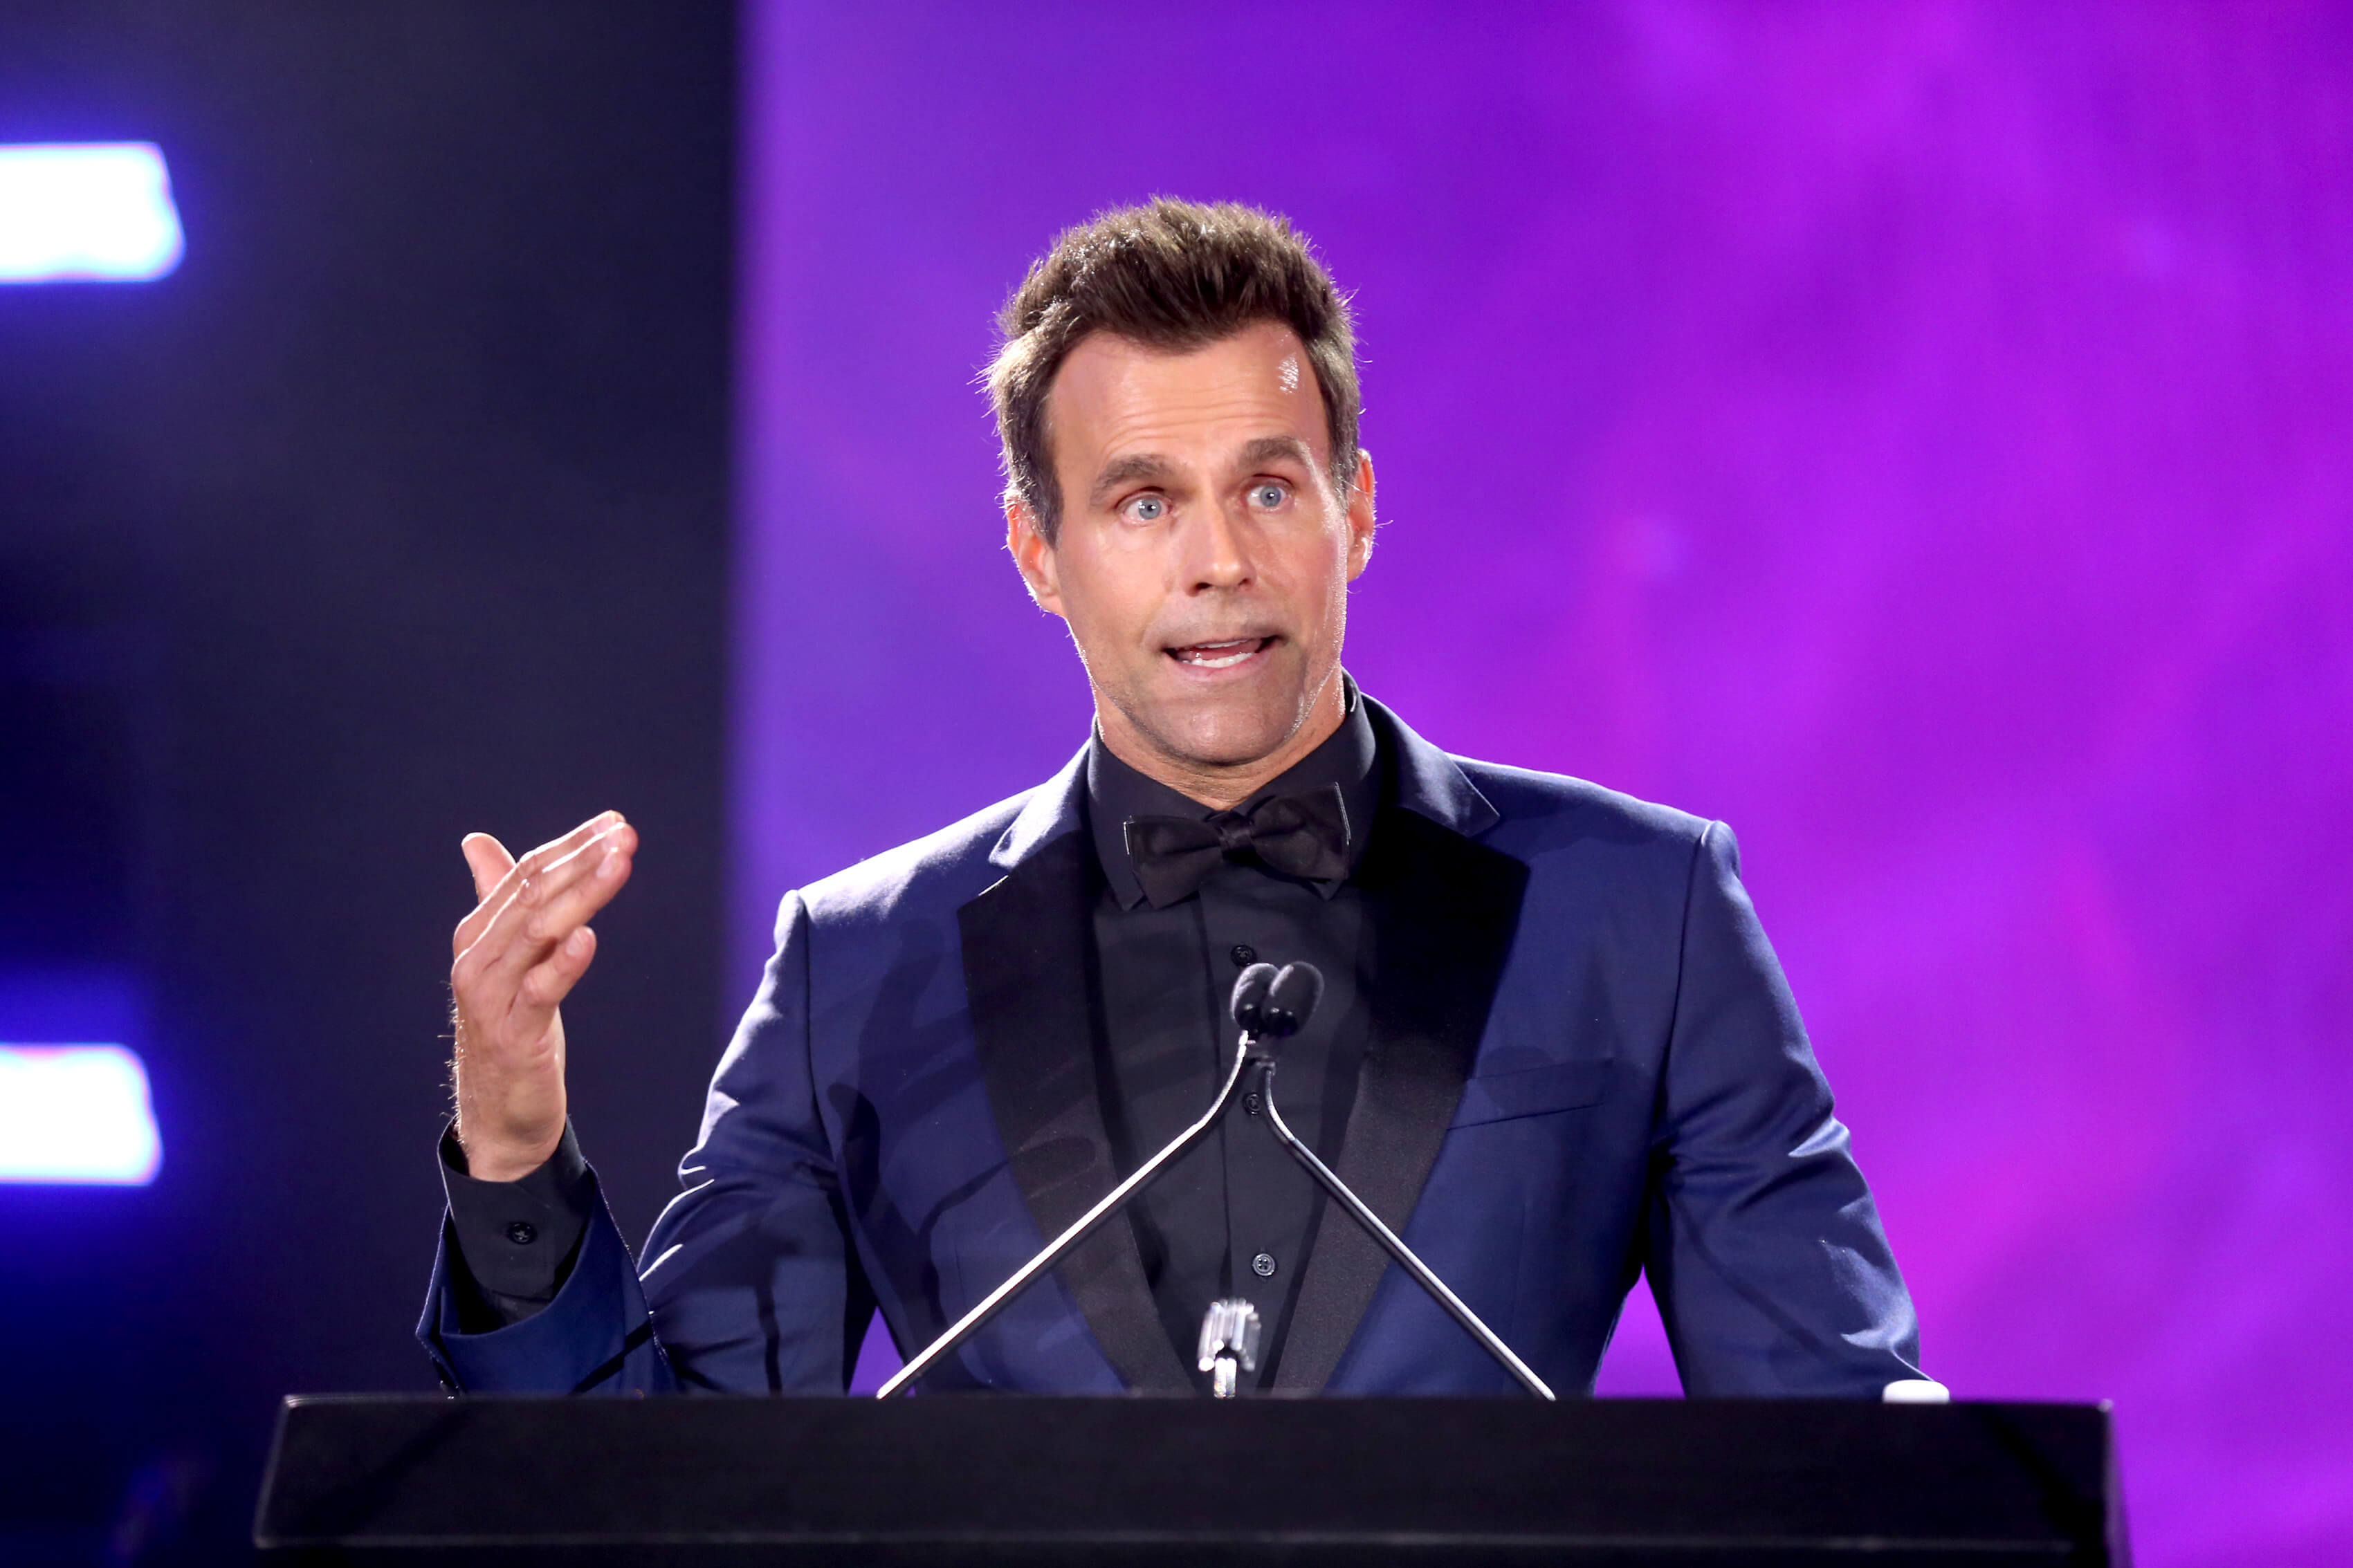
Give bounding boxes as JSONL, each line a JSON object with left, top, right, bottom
{"left": 1121, "top": 784, "right": 1353, "bottom": 908}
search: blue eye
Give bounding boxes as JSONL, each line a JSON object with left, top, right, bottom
{"left": 1251, "top": 483, "right": 1287, "bottom": 509}
{"left": 1126, "top": 495, "right": 1166, "bottom": 522}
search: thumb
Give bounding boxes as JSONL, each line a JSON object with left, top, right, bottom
{"left": 460, "top": 833, "right": 517, "bottom": 903}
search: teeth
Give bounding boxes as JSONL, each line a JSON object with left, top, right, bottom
{"left": 1175, "top": 639, "right": 1259, "bottom": 670}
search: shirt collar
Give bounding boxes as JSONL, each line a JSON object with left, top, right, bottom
{"left": 1086, "top": 676, "right": 1381, "bottom": 910}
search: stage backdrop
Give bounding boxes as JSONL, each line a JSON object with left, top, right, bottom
{"left": 734, "top": 6, "right": 2352, "bottom": 1565}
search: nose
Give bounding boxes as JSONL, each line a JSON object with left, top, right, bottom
{"left": 1182, "top": 497, "right": 1252, "bottom": 593}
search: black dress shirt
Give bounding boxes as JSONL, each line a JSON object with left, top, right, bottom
{"left": 1082, "top": 688, "right": 1380, "bottom": 1388}
{"left": 438, "top": 1120, "right": 594, "bottom": 1334}
{"left": 443, "top": 685, "right": 1384, "bottom": 1390}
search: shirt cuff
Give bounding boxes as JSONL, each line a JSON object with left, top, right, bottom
{"left": 439, "top": 1120, "right": 594, "bottom": 1304}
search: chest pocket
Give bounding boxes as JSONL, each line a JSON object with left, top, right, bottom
{"left": 1451, "top": 1059, "right": 1614, "bottom": 1127}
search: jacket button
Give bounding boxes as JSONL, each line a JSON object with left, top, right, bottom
{"left": 1230, "top": 944, "right": 1258, "bottom": 968}
{"left": 1252, "top": 1252, "right": 1276, "bottom": 1278}
{"left": 505, "top": 1221, "right": 538, "bottom": 1246}
{"left": 1243, "top": 1091, "right": 1262, "bottom": 1116}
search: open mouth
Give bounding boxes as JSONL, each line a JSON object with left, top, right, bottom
{"left": 1166, "top": 636, "right": 1274, "bottom": 670}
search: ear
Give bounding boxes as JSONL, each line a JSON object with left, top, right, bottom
{"left": 1006, "top": 496, "right": 1067, "bottom": 618}
{"left": 1343, "top": 449, "right": 1377, "bottom": 581}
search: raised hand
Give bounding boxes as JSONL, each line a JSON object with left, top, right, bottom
{"left": 448, "top": 811, "right": 637, "bottom": 1181}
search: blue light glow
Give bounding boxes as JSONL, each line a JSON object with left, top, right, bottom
{"left": 0, "top": 142, "right": 184, "bottom": 284}
{"left": 0, "top": 1046, "right": 163, "bottom": 1184}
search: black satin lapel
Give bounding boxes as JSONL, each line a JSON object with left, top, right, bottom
{"left": 956, "top": 833, "right": 1193, "bottom": 1392}
{"left": 1274, "top": 805, "right": 1530, "bottom": 1391}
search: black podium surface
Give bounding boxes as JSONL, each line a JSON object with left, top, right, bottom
{"left": 255, "top": 1394, "right": 2127, "bottom": 1565}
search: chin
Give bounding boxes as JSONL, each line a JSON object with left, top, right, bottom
{"left": 1148, "top": 693, "right": 1304, "bottom": 771}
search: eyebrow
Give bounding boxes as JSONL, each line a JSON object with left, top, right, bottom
{"left": 1088, "top": 453, "right": 1179, "bottom": 510}
{"left": 1236, "top": 435, "right": 1318, "bottom": 472}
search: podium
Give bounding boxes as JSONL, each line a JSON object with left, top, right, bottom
{"left": 255, "top": 1394, "right": 2127, "bottom": 1565}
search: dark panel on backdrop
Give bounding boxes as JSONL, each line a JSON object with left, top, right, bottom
{"left": 0, "top": 5, "right": 733, "bottom": 1560}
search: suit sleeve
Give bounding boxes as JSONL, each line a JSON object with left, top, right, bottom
{"left": 632, "top": 889, "right": 874, "bottom": 1391}
{"left": 419, "top": 1174, "right": 675, "bottom": 1394}
{"left": 1641, "top": 822, "right": 1927, "bottom": 1397}
{"left": 416, "top": 889, "right": 867, "bottom": 1394}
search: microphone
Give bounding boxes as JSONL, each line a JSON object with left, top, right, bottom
{"left": 1229, "top": 959, "right": 1279, "bottom": 1035}
{"left": 1259, "top": 961, "right": 1324, "bottom": 1040}
{"left": 1241, "top": 962, "right": 1556, "bottom": 1401}
{"left": 875, "top": 963, "right": 1283, "bottom": 1397}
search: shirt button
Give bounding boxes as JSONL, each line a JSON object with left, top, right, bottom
{"left": 1243, "top": 1091, "right": 1262, "bottom": 1116}
{"left": 1229, "top": 944, "right": 1258, "bottom": 968}
{"left": 505, "top": 1221, "right": 538, "bottom": 1246}
{"left": 1252, "top": 1252, "right": 1277, "bottom": 1278}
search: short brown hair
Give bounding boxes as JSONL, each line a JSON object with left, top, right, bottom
{"left": 987, "top": 198, "right": 1361, "bottom": 540}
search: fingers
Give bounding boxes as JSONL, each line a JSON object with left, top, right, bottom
{"left": 479, "top": 833, "right": 634, "bottom": 988}
{"left": 452, "top": 831, "right": 634, "bottom": 1050}
{"left": 461, "top": 833, "right": 515, "bottom": 903}
{"left": 452, "top": 811, "right": 630, "bottom": 956}
{"left": 515, "top": 923, "right": 598, "bottom": 1020}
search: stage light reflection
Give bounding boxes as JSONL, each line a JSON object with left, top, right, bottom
{"left": 0, "top": 1046, "right": 163, "bottom": 1184}
{"left": 0, "top": 142, "right": 184, "bottom": 284}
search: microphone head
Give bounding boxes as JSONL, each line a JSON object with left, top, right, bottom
{"left": 1262, "top": 962, "right": 1324, "bottom": 1039}
{"left": 1229, "top": 962, "right": 1280, "bottom": 1035}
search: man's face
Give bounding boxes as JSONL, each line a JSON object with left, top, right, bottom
{"left": 1009, "top": 321, "right": 1375, "bottom": 783}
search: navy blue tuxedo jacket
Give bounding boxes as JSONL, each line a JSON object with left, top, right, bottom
{"left": 421, "top": 699, "right": 1923, "bottom": 1398}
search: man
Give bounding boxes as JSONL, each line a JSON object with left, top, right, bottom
{"left": 425, "top": 199, "right": 1927, "bottom": 1399}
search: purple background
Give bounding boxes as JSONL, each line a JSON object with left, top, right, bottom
{"left": 735, "top": 5, "right": 2353, "bottom": 1562}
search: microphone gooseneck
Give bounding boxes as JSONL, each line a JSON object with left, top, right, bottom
{"left": 1243, "top": 962, "right": 1556, "bottom": 1402}
{"left": 877, "top": 954, "right": 1553, "bottom": 1400}
{"left": 875, "top": 966, "right": 1274, "bottom": 1397}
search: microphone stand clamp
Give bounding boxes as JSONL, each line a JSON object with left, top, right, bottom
{"left": 1196, "top": 1298, "right": 1261, "bottom": 1398}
